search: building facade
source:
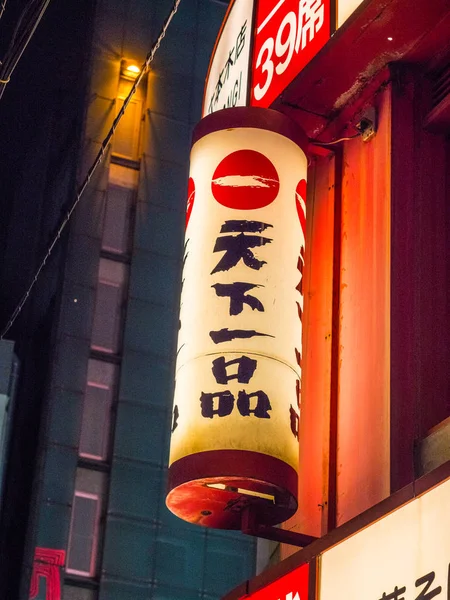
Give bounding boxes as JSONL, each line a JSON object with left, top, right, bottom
{"left": 0, "top": 1, "right": 256, "bottom": 599}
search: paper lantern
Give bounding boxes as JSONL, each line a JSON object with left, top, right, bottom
{"left": 167, "top": 107, "right": 308, "bottom": 529}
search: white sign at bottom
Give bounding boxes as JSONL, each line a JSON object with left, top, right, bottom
{"left": 320, "top": 477, "right": 450, "bottom": 600}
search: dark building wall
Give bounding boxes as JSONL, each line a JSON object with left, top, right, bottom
{"left": 0, "top": 1, "right": 96, "bottom": 598}
{"left": 1, "top": 1, "right": 255, "bottom": 600}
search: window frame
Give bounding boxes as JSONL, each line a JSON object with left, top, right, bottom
{"left": 66, "top": 491, "right": 101, "bottom": 578}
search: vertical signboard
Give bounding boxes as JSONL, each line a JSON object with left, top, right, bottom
{"left": 251, "top": 0, "right": 331, "bottom": 108}
{"left": 167, "top": 107, "right": 308, "bottom": 529}
{"left": 320, "top": 477, "right": 450, "bottom": 600}
{"left": 202, "top": 0, "right": 255, "bottom": 116}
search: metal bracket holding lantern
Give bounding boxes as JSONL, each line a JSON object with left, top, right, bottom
{"left": 241, "top": 506, "right": 318, "bottom": 547}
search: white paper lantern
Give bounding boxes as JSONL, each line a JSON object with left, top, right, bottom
{"left": 167, "top": 107, "right": 308, "bottom": 529}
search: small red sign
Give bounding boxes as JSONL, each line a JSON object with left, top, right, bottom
{"left": 251, "top": 0, "right": 330, "bottom": 108}
{"left": 240, "top": 563, "right": 309, "bottom": 600}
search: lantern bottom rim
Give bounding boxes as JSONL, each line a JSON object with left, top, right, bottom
{"left": 166, "top": 449, "right": 298, "bottom": 529}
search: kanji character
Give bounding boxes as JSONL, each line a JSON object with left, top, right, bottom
{"left": 212, "top": 356, "right": 257, "bottom": 384}
{"left": 295, "top": 0, "right": 324, "bottom": 52}
{"left": 209, "top": 328, "right": 273, "bottom": 344}
{"left": 212, "top": 282, "right": 264, "bottom": 315}
{"left": 237, "top": 390, "right": 271, "bottom": 418}
{"left": 200, "top": 390, "right": 234, "bottom": 418}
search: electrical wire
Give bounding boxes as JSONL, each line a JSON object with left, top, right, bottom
{"left": 0, "top": 0, "right": 7, "bottom": 22}
{"left": 0, "top": 0, "right": 183, "bottom": 340}
{"left": 0, "top": 0, "right": 52, "bottom": 100}
{"left": 310, "top": 133, "right": 361, "bottom": 145}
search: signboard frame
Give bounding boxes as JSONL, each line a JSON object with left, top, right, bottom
{"left": 222, "top": 462, "right": 450, "bottom": 600}
{"left": 203, "top": 0, "right": 344, "bottom": 115}
{"left": 250, "top": 0, "right": 333, "bottom": 109}
{"left": 201, "top": 0, "right": 258, "bottom": 117}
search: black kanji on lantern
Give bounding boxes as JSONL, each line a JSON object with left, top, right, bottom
{"left": 209, "top": 328, "right": 273, "bottom": 344}
{"left": 237, "top": 390, "right": 271, "bottom": 418}
{"left": 212, "top": 281, "right": 264, "bottom": 315}
{"left": 212, "top": 356, "right": 257, "bottom": 384}
{"left": 200, "top": 389, "right": 272, "bottom": 419}
{"left": 296, "top": 246, "right": 305, "bottom": 295}
{"left": 200, "top": 390, "right": 234, "bottom": 418}
{"left": 171, "top": 405, "right": 179, "bottom": 432}
{"left": 296, "top": 378, "right": 301, "bottom": 409}
{"left": 289, "top": 405, "right": 299, "bottom": 439}
{"left": 211, "top": 220, "right": 273, "bottom": 274}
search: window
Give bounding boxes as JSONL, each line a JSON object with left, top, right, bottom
{"left": 79, "top": 360, "right": 116, "bottom": 461}
{"left": 101, "top": 184, "right": 133, "bottom": 254}
{"left": 63, "top": 585, "right": 97, "bottom": 600}
{"left": 112, "top": 97, "right": 142, "bottom": 160}
{"left": 66, "top": 469, "right": 107, "bottom": 578}
{"left": 91, "top": 259, "right": 127, "bottom": 354}
{"left": 66, "top": 493, "right": 100, "bottom": 577}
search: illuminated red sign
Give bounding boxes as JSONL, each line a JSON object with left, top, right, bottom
{"left": 29, "top": 547, "right": 66, "bottom": 600}
{"left": 240, "top": 563, "right": 309, "bottom": 600}
{"left": 251, "top": 0, "right": 330, "bottom": 108}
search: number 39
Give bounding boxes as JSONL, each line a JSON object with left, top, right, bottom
{"left": 254, "top": 11, "right": 297, "bottom": 102}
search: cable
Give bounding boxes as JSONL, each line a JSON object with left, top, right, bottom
{"left": 281, "top": 100, "right": 328, "bottom": 119}
{"left": 0, "top": 0, "right": 7, "bottom": 22}
{"left": 0, "top": 0, "right": 183, "bottom": 340}
{"left": 310, "top": 133, "right": 361, "bottom": 146}
{"left": 0, "top": 0, "right": 51, "bottom": 100}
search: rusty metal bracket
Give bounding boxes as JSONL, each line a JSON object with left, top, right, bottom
{"left": 240, "top": 506, "right": 318, "bottom": 548}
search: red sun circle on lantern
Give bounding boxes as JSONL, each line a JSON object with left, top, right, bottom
{"left": 295, "top": 178, "right": 307, "bottom": 237}
{"left": 211, "top": 149, "right": 279, "bottom": 210}
{"left": 186, "top": 177, "right": 195, "bottom": 229}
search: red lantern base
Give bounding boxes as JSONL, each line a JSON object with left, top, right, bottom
{"left": 166, "top": 450, "right": 298, "bottom": 529}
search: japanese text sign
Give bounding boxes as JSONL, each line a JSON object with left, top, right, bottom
{"left": 202, "top": 0, "right": 255, "bottom": 116}
{"left": 240, "top": 563, "right": 309, "bottom": 600}
{"left": 203, "top": 0, "right": 331, "bottom": 114}
{"left": 319, "top": 477, "right": 450, "bottom": 600}
{"left": 167, "top": 108, "right": 308, "bottom": 528}
{"left": 251, "top": 0, "right": 330, "bottom": 107}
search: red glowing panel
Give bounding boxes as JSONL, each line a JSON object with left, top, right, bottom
{"left": 240, "top": 562, "right": 309, "bottom": 600}
{"left": 29, "top": 547, "right": 66, "bottom": 600}
{"left": 186, "top": 177, "right": 195, "bottom": 228}
{"left": 211, "top": 149, "right": 279, "bottom": 210}
{"left": 251, "top": 0, "right": 330, "bottom": 108}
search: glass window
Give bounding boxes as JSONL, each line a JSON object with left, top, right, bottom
{"left": 63, "top": 585, "right": 97, "bottom": 600}
{"left": 66, "top": 469, "right": 107, "bottom": 578}
{"left": 112, "top": 97, "right": 141, "bottom": 160}
{"left": 79, "top": 360, "right": 116, "bottom": 460}
{"left": 91, "top": 259, "right": 127, "bottom": 354}
{"left": 102, "top": 184, "right": 132, "bottom": 255}
{"left": 66, "top": 493, "right": 99, "bottom": 577}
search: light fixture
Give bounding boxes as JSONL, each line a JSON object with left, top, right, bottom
{"left": 120, "top": 59, "right": 141, "bottom": 80}
{"left": 205, "top": 483, "right": 275, "bottom": 503}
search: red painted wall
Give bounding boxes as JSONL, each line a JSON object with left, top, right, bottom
{"left": 337, "top": 85, "right": 391, "bottom": 525}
